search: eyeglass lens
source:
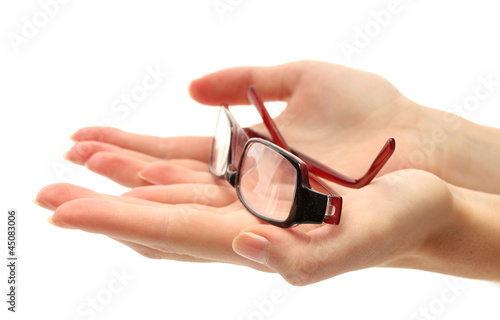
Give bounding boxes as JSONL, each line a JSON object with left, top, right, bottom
{"left": 210, "top": 108, "right": 232, "bottom": 176}
{"left": 239, "top": 141, "right": 297, "bottom": 222}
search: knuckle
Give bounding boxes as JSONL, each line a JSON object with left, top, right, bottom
{"left": 281, "top": 270, "right": 311, "bottom": 287}
{"left": 280, "top": 255, "right": 318, "bottom": 287}
{"left": 73, "top": 141, "right": 95, "bottom": 158}
{"left": 157, "top": 138, "right": 172, "bottom": 159}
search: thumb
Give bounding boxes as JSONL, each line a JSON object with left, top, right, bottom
{"left": 232, "top": 225, "right": 329, "bottom": 286}
{"left": 188, "top": 61, "right": 306, "bottom": 106}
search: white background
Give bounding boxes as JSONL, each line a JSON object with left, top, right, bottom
{"left": 1, "top": 0, "right": 500, "bottom": 319}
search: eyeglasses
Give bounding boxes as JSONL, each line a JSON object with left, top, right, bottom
{"left": 209, "top": 86, "right": 396, "bottom": 228}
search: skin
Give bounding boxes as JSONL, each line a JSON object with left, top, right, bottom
{"left": 35, "top": 60, "right": 500, "bottom": 285}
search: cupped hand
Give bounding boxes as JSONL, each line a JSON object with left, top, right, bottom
{"left": 36, "top": 126, "right": 453, "bottom": 285}
{"left": 35, "top": 60, "right": 458, "bottom": 285}
{"left": 36, "top": 152, "right": 453, "bottom": 285}
{"left": 37, "top": 131, "right": 272, "bottom": 271}
{"left": 189, "top": 60, "right": 446, "bottom": 182}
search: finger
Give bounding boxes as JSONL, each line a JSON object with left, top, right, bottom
{"left": 39, "top": 184, "right": 271, "bottom": 270}
{"left": 66, "top": 141, "right": 159, "bottom": 165}
{"left": 71, "top": 127, "right": 212, "bottom": 162}
{"left": 138, "top": 161, "right": 223, "bottom": 185}
{"left": 85, "top": 152, "right": 150, "bottom": 188}
{"left": 66, "top": 140, "right": 208, "bottom": 172}
{"left": 110, "top": 237, "right": 211, "bottom": 262}
{"left": 113, "top": 236, "right": 271, "bottom": 271}
{"left": 37, "top": 188, "right": 219, "bottom": 263}
{"left": 35, "top": 183, "right": 101, "bottom": 210}
{"left": 189, "top": 61, "right": 307, "bottom": 105}
{"left": 50, "top": 198, "right": 264, "bottom": 266}
{"left": 122, "top": 184, "right": 237, "bottom": 207}
{"left": 232, "top": 224, "right": 350, "bottom": 286}
{"left": 35, "top": 183, "right": 166, "bottom": 211}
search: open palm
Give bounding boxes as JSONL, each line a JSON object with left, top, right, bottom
{"left": 36, "top": 61, "right": 453, "bottom": 284}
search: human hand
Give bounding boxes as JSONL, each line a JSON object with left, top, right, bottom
{"left": 189, "top": 60, "right": 422, "bottom": 179}
{"left": 35, "top": 125, "right": 459, "bottom": 284}
{"left": 35, "top": 60, "right": 500, "bottom": 284}
{"left": 189, "top": 60, "right": 498, "bottom": 193}
{"left": 36, "top": 157, "right": 458, "bottom": 285}
{"left": 36, "top": 129, "right": 272, "bottom": 270}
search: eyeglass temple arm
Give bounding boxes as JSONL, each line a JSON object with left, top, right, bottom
{"left": 295, "top": 138, "right": 395, "bottom": 188}
{"left": 247, "top": 86, "right": 291, "bottom": 152}
{"left": 244, "top": 127, "right": 395, "bottom": 188}
{"left": 246, "top": 86, "right": 396, "bottom": 188}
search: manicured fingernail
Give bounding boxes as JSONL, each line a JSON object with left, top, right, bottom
{"left": 33, "top": 198, "right": 56, "bottom": 210}
{"left": 138, "top": 170, "right": 159, "bottom": 185}
{"left": 47, "top": 216, "right": 75, "bottom": 229}
{"left": 63, "top": 150, "right": 82, "bottom": 165}
{"left": 233, "top": 233, "right": 270, "bottom": 265}
{"left": 47, "top": 216, "right": 57, "bottom": 226}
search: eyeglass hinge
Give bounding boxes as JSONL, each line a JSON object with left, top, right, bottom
{"left": 227, "top": 171, "right": 237, "bottom": 188}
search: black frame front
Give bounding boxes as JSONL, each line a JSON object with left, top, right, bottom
{"left": 208, "top": 106, "right": 243, "bottom": 187}
{"left": 209, "top": 107, "right": 337, "bottom": 228}
{"left": 235, "top": 138, "right": 330, "bottom": 228}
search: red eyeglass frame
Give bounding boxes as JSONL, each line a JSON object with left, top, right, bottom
{"left": 245, "top": 86, "right": 396, "bottom": 189}
{"left": 212, "top": 106, "right": 342, "bottom": 226}
{"left": 212, "top": 86, "right": 396, "bottom": 227}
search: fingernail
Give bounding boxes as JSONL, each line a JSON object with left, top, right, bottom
{"left": 138, "top": 170, "right": 159, "bottom": 185}
{"left": 33, "top": 198, "right": 56, "bottom": 210}
{"left": 63, "top": 150, "right": 82, "bottom": 165}
{"left": 47, "top": 215, "right": 57, "bottom": 226}
{"left": 47, "top": 216, "right": 75, "bottom": 229}
{"left": 233, "top": 233, "right": 270, "bottom": 265}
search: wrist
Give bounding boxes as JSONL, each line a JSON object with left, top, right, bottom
{"left": 405, "top": 103, "right": 500, "bottom": 193}
{"left": 448, "top": 119, "right": 500, "bottom": 193}
{"left": 403, "top": 103, "right": 458, "bottom": 176}
{"left": 406, "top": 183, "right": 500, "bottom": 280}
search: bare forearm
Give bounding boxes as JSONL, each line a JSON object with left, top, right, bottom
{"left": 417, "top": 105, "right": 500, "bottom": 194}
{"left": 448, "top": 118, "right": 500, "bottom": 194}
